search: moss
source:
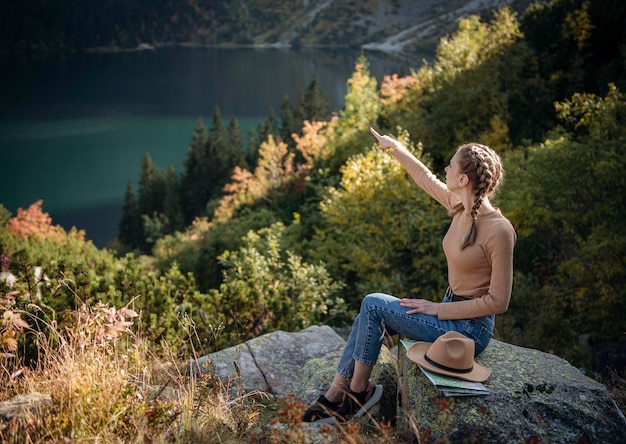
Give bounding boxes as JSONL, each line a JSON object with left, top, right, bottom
{"left": 398, "top": 339, "right": 626, "bottom": 442}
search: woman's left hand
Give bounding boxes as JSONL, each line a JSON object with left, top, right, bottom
{"left": 400, "top": 298, "right": 440, "bottom": 316}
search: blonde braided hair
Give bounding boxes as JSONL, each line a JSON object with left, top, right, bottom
{"left": 448, "top": 143, "right": 504, "bottom": 249}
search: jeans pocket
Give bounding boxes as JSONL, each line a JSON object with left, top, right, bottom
{"left": 461, "top": 317, "right": 494, "bottom": 355}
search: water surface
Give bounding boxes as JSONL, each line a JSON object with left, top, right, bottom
{"left": 0, "top": 47, "right": 412, "bottom": 246}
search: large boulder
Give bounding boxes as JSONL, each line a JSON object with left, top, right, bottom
{"left": 192, "top": 326, "right": 625, "bottom": 442}
{"left": 191, "top": 325, "right": 345, "bottom": 396}
{"left": 397, "top": 338, "right": 626, "bottom": 443}
{"left": 191, "top": 325, "right": 397, "bottom": 422}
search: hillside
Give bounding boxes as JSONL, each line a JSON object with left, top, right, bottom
{"left": 257, "top": 0, "right": 537, "bottom": 53}
{"left": 1, "top": 0, "right": 539, "bottom": 55}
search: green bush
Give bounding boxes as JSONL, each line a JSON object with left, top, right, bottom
{"left": 210, "top": 222, "right": 348, "bottom": 347}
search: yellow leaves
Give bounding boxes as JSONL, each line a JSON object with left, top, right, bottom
{"left": 431, "top": 8, "right": 521, "bottom": 87}
{"left": 255, "top": 135, "right": 294, "bottom": 186}
{"left": 336, "top": 55, "right": 379, "bottom": 144}
{"left": 347, "top": 61, "right": 378, "bottom": 92}
{"left": 555, "top": 83, "right": 623, "bottom": 137}
{"left": 479, "top": 114, "right": 513, "bottom": 152}
{"left": 563, "top": 1, "right": 593, "bottom": 49}
{"left": 331, "top": 147, "right": 402, "bottom": 200}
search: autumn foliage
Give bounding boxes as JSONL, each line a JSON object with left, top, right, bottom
{"left": 7, "top": 200, "right": 63, "bottom": 239}
{"left": 0, "top": 291, "right": 29, "bottom": 357}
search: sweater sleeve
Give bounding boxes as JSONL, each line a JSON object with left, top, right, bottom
{"left": 390, "top": 144, "right": 459, "bottom": 210}
{"left": 437, "top": 220, "right": 517, "bottom": 320}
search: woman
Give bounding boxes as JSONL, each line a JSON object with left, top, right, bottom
{"left": 303, "top": 128, "right": 516, "bottom": 423}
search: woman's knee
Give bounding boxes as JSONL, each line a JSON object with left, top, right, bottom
{"left": 362, "top": 293, "right": 379, "bottom": 305}
{"left": 362, "top": 292, "right": 394, "bottom": 308}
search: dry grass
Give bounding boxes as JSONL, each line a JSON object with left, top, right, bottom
{"left": 0, "top": 301, "right": 401, "bottom": 443}
{"left": 0, "top": 302, "right": 272, "bottom": 443}
{"left": 605, "top": 371, "right": 626, "bottom": 418}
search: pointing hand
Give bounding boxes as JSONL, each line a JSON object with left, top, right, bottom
{"left": 369, "top": 127, "right": 399, "bottom": 152}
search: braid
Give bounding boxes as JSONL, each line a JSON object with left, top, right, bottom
{"left": 454, "top": 144, "right": 503, "bottom": 249}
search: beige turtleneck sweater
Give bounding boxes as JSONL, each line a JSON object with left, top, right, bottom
{"left": 391, "top": 144, "right": 516, "bottom": 320}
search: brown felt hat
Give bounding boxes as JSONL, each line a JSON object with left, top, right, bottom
{"left": 407, "top": 331, "right": 491, "bottom": 382}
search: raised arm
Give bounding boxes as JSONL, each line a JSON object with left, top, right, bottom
{"left": 369, "top": 127, "right": 458, "bottom": 210}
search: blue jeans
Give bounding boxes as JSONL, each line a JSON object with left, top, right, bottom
{"left": 336, "top": 291, "right": 495, "bottom": 379}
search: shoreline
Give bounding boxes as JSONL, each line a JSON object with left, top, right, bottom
{"left": 7, "top": 39, "right": 410, "bottom": 57}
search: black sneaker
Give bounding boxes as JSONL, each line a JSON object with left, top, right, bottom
{"left": 302, "top": 395, "right": 342, "bottom": 424}
{"left": 335, "top": 382, "right": 383, "bottom": 422}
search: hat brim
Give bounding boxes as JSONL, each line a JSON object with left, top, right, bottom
{"left": 407, "top": 341, "right": 491, "bottom": 383}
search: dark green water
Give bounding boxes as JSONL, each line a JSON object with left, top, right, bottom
{"left": 0, "top": 47, "right": 412, "bottom": 247}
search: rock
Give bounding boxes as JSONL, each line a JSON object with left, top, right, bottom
{"left": 191, "top": 325, "right": 345, "bottom": 396}
{"left": 0, "top": 392, "right": 54, "bottom": 438}
{"left": 191, "top": 325, "right": 397, "bottom": 422}
{"left": 247, "top": 326, "right": 345, "bottom": 397}
{"left": 397, "top": 339, "right": 626, "bottom": 443}
{"left": 193, "top": 326, "right": 625, "bottom": 441}
{"left": 192, "top": 342, "right": 270, "bottom": 393}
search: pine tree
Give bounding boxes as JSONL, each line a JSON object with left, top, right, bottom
{"left": 136, "top": 153, "right": 167, "bottom": 251}
{"left": 180, "top": 118, "right": 210, "bottom": 224}
{"left": 330, "top": 55, "right": 379, "bottom": 169}
{"left": 208, "top": 106, "right": 230, "bottom": 182}
{"left": 118, "top": 182, "right": 142, "bottom": 249}
{"left": 138, "top": 153, "right": 166, "bottom": 217}
{"left": 306, "top": 74, "right": 330, "bottom": 121}
{"left": 180, "top": 108, "right": 248, "bottom": 223}
{"left": 257, "top": 109, "right": 278, "bottom": 147}
{"left": 163, "top": 165, "right": 184, "bottom": 233}
{"left": 294, "top": 91, "right": 307, "bottom": 133}
{"left": 280, "top": 94, "right": 295, "bottom": 146}
{"left": 247, "top": 127, "right": 260, "bottom": 167}
{"left": 227, "top": 116, "right": 247, "bottom": 169}
{"left": 209, "top": 106, "right": 229, "bottom": 150}
{"left": 294, "top": 75, "right": 330, "bottom": 131}
{"left": 206, "top": 106, "right": 232, "bottom": 198}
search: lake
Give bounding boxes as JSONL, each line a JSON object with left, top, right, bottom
{"left": 0, "top": 47, "right": 414, "bottom": 247}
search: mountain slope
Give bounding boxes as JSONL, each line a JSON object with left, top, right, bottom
{"left": 0, "top": 0, "right": 539, "bottom": 54}
{"left": 253, "top": 0, "right": 538, "bottom": 53}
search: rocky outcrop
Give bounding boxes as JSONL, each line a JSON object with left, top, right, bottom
{"left": 191, "top": 325, "right": 398, "bottom": 422}
{"left": 193, "top": 326, "right": 626, "bottom": 442}
{"left": 4, "top": 327, "right": 623, "bottom": 442}
{"left": 191, "top": 325, "right": 346, "bottom": 396}
{"left": 361, "top": 0, "right": 520, "bottom": 53}
{"left": 398, "top": 339, "right": 626, "bottom": 443}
